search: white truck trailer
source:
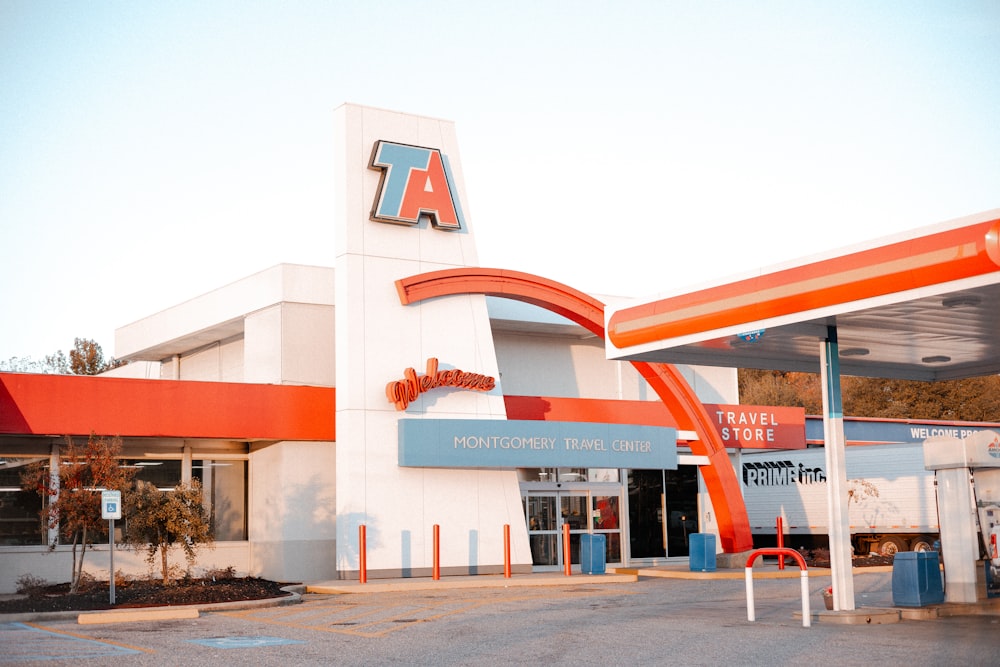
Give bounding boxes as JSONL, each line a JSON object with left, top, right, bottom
{"left": 741, "top": 443, "right": 939, "bottom": 555}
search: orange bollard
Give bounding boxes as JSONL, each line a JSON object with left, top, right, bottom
{"left": 503, "top": 524, "right": 511, "bottom": 578}
{"left": 433, "top": 524, "right": 440, "bottom": 580}
{"left": 563, "top": 523, "right": 572, "bottom": 576}
{"left": 359, "top": 524, "right": 367, "bottom": 584}
{"left": 776, "top": 517, "right": 785, "bottom": 570}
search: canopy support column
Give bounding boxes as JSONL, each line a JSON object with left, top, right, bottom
{"left": 821, "top": 325, "right": 855, "bottom": 611}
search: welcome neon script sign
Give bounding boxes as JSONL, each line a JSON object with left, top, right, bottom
{"left": 386, "top": 358, "right": 495, "bottom": 411}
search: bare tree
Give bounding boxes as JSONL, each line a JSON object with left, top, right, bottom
{"left": 20, "top": 435, "right": 136, "bottom": 593}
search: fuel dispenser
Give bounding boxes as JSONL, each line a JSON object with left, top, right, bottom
{"left": 923, "top": 430, "right": 1000, "bottom": 603}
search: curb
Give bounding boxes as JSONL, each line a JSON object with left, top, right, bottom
{"left": 307, "top": 573, "right": 638, "bottom": 594}
{"left": 617, "top": 565, "right": 895, "bottom": 580}
{"left": 0, "top": 585, "right": 303, "bottom": 625}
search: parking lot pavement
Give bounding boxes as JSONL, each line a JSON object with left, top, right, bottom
{"left": 3, "top": 572, "right": 1000, "bottom": 666}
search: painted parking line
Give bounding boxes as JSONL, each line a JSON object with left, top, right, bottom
{"left": 188, "top": 636, "right": 306, "bottom": 649}
{"left": 0, "top": 622, "right": 147, "bottom": 662}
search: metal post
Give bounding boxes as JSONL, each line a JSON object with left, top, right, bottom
{"left": 433, "top": 524, "right": 440, "bottom": 580}
{"left": 744, "top": 548, "right": 811, "bottom": 628}
{"left": 563, "top": 523, "right": 572, "bottom": 576}
{"left": 109, "top": 519, "right": 115, "bottom": 605}
{"left": 800, "top": 570, "right": 812, "bottom": 627}
{"left": 503, "top": 524, "right": 511, "bottom": 578}
{"left": 777, "top": 516, "right": 785, "bottom": 570}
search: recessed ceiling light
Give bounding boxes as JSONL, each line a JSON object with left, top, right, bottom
{"left": 921, "top": 355, "right": 951, "bottom": 363}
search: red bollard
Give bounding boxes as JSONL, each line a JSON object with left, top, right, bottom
{"left": 503, "top": 524, "right": 511, "bottom": 578}
{"left": 359, "top": 524, "right": 367, "bottom": 584}
{"left": 563, "top": 523, "right": 572, "bottom": 576}
{"left": 433, "top": 524, "right": 440, "bottom": 580}
{"left": 776, "top": 517, "right": 785, "bottom": 570}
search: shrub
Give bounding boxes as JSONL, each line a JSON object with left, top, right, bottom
{"left": 15, "top": 574, "right": 49, "bottom": 596}
{"left": 122, "top": 479, "right": 214, "bottom": 584}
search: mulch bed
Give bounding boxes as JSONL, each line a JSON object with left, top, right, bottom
{"left": 0, "top": 577, "right": 292, "bottom": 615}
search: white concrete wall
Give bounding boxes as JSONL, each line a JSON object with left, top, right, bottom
{"left": 116, "top": 263, "right": 334, "bottom": 362}
{"left": 245, "top": 305, "right": 283, "bottom": 383}
{"left": 242, "top": 302, "right": 336, "bottom": 385}
{"left": 248, "top": 440, "right": 337, "bottom": 582}
{"left": 281, "top": 303, "right": 335, "bottom": 386}
{"left": 171, "top": 337, "right": 245, "bottom": 381}
{"left": 334, "top": 104, "right": 531, "bottom": 579}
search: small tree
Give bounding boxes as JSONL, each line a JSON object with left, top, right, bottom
{"left": 122, "top": 479, "right": 214, "bottom": 584}
{"left": 0, "top": 337, "right": 123, "bottom": 375}
{"left": 68, "top": 338, "right": 122, "bottom": 375}
{"left": 20, "top": 435, "right": 136, "bottom": 593}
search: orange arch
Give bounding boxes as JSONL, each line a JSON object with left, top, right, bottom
{"left": 397, "top": 267, "right": 753, "bottom": 553}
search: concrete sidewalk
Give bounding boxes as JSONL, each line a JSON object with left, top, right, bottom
{"left": 307, "top": 563, "right": 1000, "bottom": 626}
{"left": 306, "top": 570, "right": 638, "bottom": 594}
{"left": 304, "top": 561, "right": 852, "bottom": 594}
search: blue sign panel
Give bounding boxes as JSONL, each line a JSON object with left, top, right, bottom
{"left": 398, "top": 419, "right": 677, "bottom": 470}
{"left": 805, "top": 418, "right": 1000, "bottom": 446}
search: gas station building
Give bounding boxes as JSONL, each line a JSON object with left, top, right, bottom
{"left": 1, "top": 105, "right": 998, "bottom": 606}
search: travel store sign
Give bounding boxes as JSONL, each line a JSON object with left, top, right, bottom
{"left": 703, "top": 404, "right": 806, "bottom": 450}
{"left": 398, "top": 419, "right": 678, "bottom": 470}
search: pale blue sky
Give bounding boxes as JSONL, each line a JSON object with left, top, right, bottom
{"left": 2, "top": 1, "right": 998, "bottom": 361}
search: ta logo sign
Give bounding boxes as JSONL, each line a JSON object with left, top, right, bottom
{"left": 369, "top": 141, "right": 465, "bottom": 230}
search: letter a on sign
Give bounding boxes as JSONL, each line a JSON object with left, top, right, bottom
{"left": 369, "top": 140, "right": 465, "bottom": 230}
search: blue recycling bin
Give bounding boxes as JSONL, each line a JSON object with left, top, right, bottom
{"left": 689, "top": 533, "right": 716, "bottom": 572}
{"left": 580, "top": 533, "right": 606, "bottom": 574}
{"left": 892, "top": 551, "right": 944, "bottom": 606}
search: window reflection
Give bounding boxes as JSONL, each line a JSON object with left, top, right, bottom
{"left": 0, "top": 457, "right": 45, "bottom": 546}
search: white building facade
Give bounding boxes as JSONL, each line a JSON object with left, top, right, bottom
{"left": 0, "top": 106, "right": 737, "bottom": 591}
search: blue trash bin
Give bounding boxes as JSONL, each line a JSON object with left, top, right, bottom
{"left": 689, "top": 533, "right": 716, "bottom": 572}
{"left": 580, "top": 534, "right": 606, "bottom": 574}
{"left": 892, "top": 551, "right": 944, "bottom": 606}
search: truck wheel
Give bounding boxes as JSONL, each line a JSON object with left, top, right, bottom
{"left": 878, "top": 536, "right": 907, "bottom": 556}
{"left": 910, "top": 536, "right": 935, "bottom": 552}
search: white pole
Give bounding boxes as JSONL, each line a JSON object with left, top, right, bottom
{"left": 800, "top": 571, "right": 811, "bottom": 627}
{"left": 821, "top": 329, "right": 855, "bottom": 611}
{"left": 745, "top": 567, "right": 755, "bottom": 621}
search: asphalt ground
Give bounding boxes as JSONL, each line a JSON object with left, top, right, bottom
{"left": 2, "top": 569, "right": 999, "bottom": 666}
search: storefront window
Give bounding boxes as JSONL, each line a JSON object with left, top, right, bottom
{"left": 0, "top": 457, "right": 46, "bottom": 546}
{"left": 129, "top": 460, "right": 181, "bottom": 490}
{"left": 588, "top": 469, "right": 618, "bottom": 483}
{"left": 556, "top": 468, "right": 587, "bottom": 482}
{"left": 193, "top": 460, "right": 247, "bottom": 541}
{"left": 124, "top": 459, "right": 247, "bottom": 541}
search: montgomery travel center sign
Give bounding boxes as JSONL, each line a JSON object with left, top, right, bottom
{"left": 398, "top": 419, "right": 678, "bottom": 470}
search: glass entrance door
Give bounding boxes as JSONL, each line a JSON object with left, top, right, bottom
{"left": 525, "top": 494, "right": 559, "bottom": 566}
{"left": 524, "top": 490, "right": 620, "bottom": 570}
{"left": 627, "top": 467, "right": 699, "bottom": 560}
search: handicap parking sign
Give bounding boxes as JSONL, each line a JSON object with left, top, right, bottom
{"left": 101, "top": 490, "right": 122, "bottom": 520}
